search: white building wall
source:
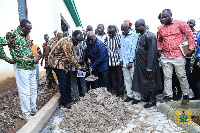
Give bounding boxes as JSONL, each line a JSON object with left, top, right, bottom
{"left": 0, "top": 0, "right": 78, "bottom": 82}
{"left": 0, "top": 0, "right": 19, "bottom": 81}
{"left": 26, "top": 0, "right": 55, "bottom": 46}
{"left": 57, "top": 0, "right": 77, "bottom": 35}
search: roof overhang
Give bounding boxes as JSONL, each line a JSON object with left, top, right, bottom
{"left": 63, "top": 0, "right": 82, "bottom": 27}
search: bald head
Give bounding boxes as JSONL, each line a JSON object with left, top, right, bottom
{"left": 135, "top": 19, "right": 146, "bottom": 26}
{"left": 121, "top": 22, "right": 130, "bottom": 29}
{"left": 135, "top": 19, "right": 146, "bottom": 35}
{"left": 121, "top": 22, "right": 130, "bottom": 36}
{"left": 87, "top": 31, "right": 95, "bottom": 37}
{"left": 87, "top": 31, "right": 96, "bottom": 45}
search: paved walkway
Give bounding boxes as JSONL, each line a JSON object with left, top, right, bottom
{"left": 113, "top": 101, "right": 186, "bottom": 133}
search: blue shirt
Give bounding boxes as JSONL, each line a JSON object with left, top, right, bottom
{"left": 120, "top": 31, "right": 138, "bottom": 67}
{"left": 85, "top": 38, "right": 109, "bottom": 72}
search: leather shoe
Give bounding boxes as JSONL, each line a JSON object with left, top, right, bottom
{"left": 112, "top": 93, "right": 117, "bottom": 96}
{"left": 182, "top": 95, "right": 189, "bottom": 105}
{"left": 144, "top": 102, "right": 156, "bottom": 108}
{"left": 160, "top": 96, "right": 172, "bottom": 103}
{"left": 62, "top": 103, "right": 72, "bottom": 109}
{"left": 173, "top": 95, "right": 182, "bottom": 101}
{"left": 141, "top": 98, "right": 149, "bottom": 102}
{"left": 124, "top": 97, "right": 135, "bottom": 102}
{"left": 132, "top": 99, "right": 140, "bottom": 104}
{"left": 189, "top": 96, "right": 200, "bottom": 100}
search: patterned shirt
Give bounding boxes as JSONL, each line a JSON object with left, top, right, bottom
{"left": 71, "top": 41, "right": 86, "bottom": 71}
{"left": 96, "top": 33, "right": 107, "bottom": 43}
{"left": 75, "top": 41, "right": 87, "bottom": 63}
{"left": 190, "top": 29, "right": 199, "bottom": 63}
{"left": 42, "top": 42, "right": 48, "bottom": 58}
{"left": 157, "top": 20, "right": 195, "bottom": 58}
{"left": 104, "top": 34, "right": 121, "bottom": 66}
{"left": 120, "top": 31, "right": 138, "bottom": 67}
{"left": 0, "top": 27, "right": 35, "bottom": 70}
{"left": 193, "top": 29, "right": 198, "bottom": 44}
{"left": 47, "top": 37, "right": 57, "bottom": 47}
{"left": 48, "top": 37, "right": 80, "bottom": 72}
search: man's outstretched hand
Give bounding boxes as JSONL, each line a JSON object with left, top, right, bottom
{"left": 79, "top": 66, "right": 87, "bottom": 72}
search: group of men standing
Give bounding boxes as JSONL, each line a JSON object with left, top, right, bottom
{"left": 0, "top": 8, "right": 199, "bottom": 120}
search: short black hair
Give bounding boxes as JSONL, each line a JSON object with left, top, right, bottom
{"left": 72, "top": 30, "right": 83, "bottom": 37}
{"left": 162, "top": 9, "right": 172, "bottom": 16}
{"left": 158, "top": 13, "right": 162, "bottom": 20}
{"left": 87, "top": 25, "right": 93, "bottom": 30}
{"left": 188, "top": 19, "right": 196, "bottom": 24}
{"left": 20, "top": 19, "right": 31, "bottom": 27}
{"left": 108, "top": 25, "right": 117, "bottom": 32}
{"left": 98, "top": 24, "right": 104, "bottom": 28}
{"left": 44, "top": 34, "right": 49, "bottom": 36}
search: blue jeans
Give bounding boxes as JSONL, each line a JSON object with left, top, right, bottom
{"left": 93, "top": 69, "right": 110, "bottom": 92}
{"left": 35, "top": 64, "right": 39, "bottom": 87}
{"left": 71, "top": 71, "right": 87, "bottom": 97}
{"left": 53, "top": 69, "right": 71, "bottom": 105}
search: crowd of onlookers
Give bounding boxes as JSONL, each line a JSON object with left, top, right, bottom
{"left": 0, "top": 8, "right": 200, "bottom": 120}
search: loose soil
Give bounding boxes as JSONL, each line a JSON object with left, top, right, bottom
{"left": 0, "top": 77, "right": 17, "bottom": 94}
{"left": 0, "top": 77, "right": 58, "bottom": 133}
{"left": 192, "top": 117, "right": 200, "bottom": 126}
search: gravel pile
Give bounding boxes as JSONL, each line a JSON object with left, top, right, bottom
{"left": 85, "top": 75, "right": 98, "bottom": 81}
{"left": 59, "top": 87, "right": 134, "bottom": 133}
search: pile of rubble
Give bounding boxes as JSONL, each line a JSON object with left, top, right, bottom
{"left": 59, "top": 87, "right": 134, "bottom": 133}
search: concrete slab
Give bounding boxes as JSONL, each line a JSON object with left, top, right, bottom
{"left": 17, "top": 92, "right": 60, "bottom": 133}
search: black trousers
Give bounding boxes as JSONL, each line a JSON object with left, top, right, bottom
{"left": 93, "top": 69, "right": 110, "bottom": 92}
{"left": 189, "top": 60, "right": 200, "bottom": 98}
{"left": 109, "top": 66, "right": 124, "bottom": 95}
{"left": 53, "top": 69, "right": 71, "bottom": 105}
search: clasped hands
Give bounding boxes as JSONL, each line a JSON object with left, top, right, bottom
{"left": 146, "top": 70, "right": 153, "bottom": 78}
{"left": 119, "top": 61, "right": 132, "bottom": 69}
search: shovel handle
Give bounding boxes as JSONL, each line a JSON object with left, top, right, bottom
{"left": 89, "top": 70, "right": 92, "bottom": 76}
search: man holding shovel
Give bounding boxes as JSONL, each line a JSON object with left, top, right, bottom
{"left": 85, "top": 31, "right": 110, "bottom": 92}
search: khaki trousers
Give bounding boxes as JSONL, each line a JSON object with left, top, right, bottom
{"left": 160, "top": 55, "right": 189, "bottom": 97}
{"left": 122, "top": 67, "right": 141, "bottom": 100}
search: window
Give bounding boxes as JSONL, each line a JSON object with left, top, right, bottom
{"left": 61, "top": 19, "right": 68, "bottom": 32}
{"left": 60, "top": 13, "right": 69, "bottom": 32}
